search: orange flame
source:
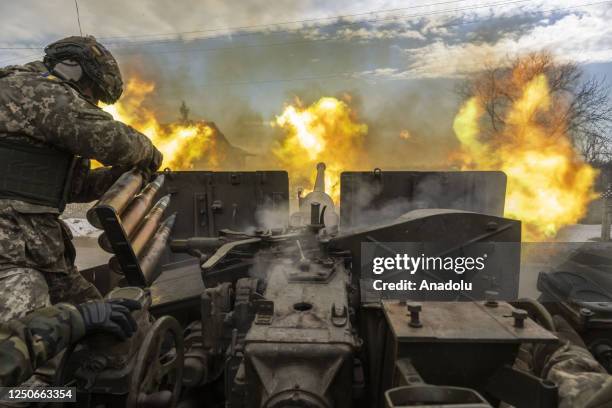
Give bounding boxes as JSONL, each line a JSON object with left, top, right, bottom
{"left": 272, "top": 97, "right": 368, "bottom": 202}
{"left": 100, "top": 78, "right": 217, "bottom": 170}
{"left": 453, "top": 73, "right": 597, "bottom": 241}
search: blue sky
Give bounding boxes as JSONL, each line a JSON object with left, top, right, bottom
{"left": 1, "top": 0, "right": 611, "bottom": 165}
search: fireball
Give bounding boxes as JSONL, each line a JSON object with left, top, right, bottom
{"left": 453, "top": 73, "right": 597, "bottom": 241}
{"left": 273, "top": 97, "right": 368, "bottom": 202}
{"left": 100, "top": 78, "right": 218, "bottom": 170}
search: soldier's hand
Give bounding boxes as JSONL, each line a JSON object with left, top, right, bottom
{"left": 149, "top": 148, "right": 163, "bottom": 172}
{"left": 77, "top": 299, "right": 141, "bottom": 340}
{"left": 137, "top": 148, "right": 163, "bottom": 181}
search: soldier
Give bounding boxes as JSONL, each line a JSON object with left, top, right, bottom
{"left": 533, "top": 315, "right": 612, "bottom": 407}
{"left": 0, "top": 36, "right": 163, "bottom": 320}
{"left": 0, "top": 299, "right": 140, "bottom": 387}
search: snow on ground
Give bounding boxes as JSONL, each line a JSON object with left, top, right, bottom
{"left": 63, "top": 218, "right": 102, "bottom": 238}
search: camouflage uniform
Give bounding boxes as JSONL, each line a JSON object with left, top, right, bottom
{"left": 0, "top": 61, "right": 160, "bottom": 319}
{"left": 541, "top": 342, "right": 612, "bottom": 408}
{"left": 532, "top": 315, "right": 612, "bottom": 408}
{"left": 0, "top": 303, "right": 84, "bottom": 387}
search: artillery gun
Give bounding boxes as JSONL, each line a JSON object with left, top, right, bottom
{"left": 57, "top": 163, "right": 563, "bottom": 408}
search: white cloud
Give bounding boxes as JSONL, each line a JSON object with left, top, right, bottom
{"left": 353, "top": 67, "right": 416, "bottom": 81}
{"left": 334, "top": 26, "right": 425, "bottom": 41}
{"left": 401, "top": 3, "right": 612, "bottom": 78}
{"left": 1, "top": 0, "right": 611, "bottom": 77}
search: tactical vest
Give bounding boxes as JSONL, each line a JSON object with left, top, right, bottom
{"left": 0, "top": 138, "right": 76, "bottom": 212}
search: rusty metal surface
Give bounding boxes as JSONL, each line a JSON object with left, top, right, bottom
{"left": 244, "top": 342, "right": 353, "bottom": 408}
{"left": 242, "top": 244, "right": 358, "bottom": 408}
{"left": 339, "top": 171, "right": 507, "bottom": 228}
{"left": 245, "top": 259, "right": 356, "bottom": 346}
{"left": 382, "top": 300, "right": 556, "bottom": 343}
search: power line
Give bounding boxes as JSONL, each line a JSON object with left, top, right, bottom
{"left": 1, "top": 0, "right": 608, "bottom": 52}
{"left": 74, "top": 0, "right": 83, "bottom": 37}
{"left": 108, "top": 0, "right": 612, "bottom": 57}
{"left": 95, "top": 0, "right": 485, "bottom": 41}
{"left": 0, "top": 0, "right": 482, "bottom": 50}
{"left": 0, "top": 0, "right": 612, "bottom": 72}
{"left": 101, "top": 0, "right": 537, "bottom": 47}
{"left": 0, "top": 0, "right": 550, "bottom": 50}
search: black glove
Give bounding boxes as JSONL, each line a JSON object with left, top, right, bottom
{"left": 143, "top": 148, "right": 163, "bottom": 172}
{"left": 149, "top": 148, "right": 163, "bottom": 172}
{"left": 137, "top": 149, "right": 163, "bottom": 181}
{"left": 77, "top": 299, "right": 141, "bottom": 340}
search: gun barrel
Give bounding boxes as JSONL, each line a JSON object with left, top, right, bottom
{"left": 87, "top": 168, "right": 144, "bottom": 229}
{"left": 313, "top": 162, "right": 326, "bottom": 193}
{"left": 140, "top": 213, "right": 177, "bottom": 285}
{"left": 98, "top": 175, "right": 165, "bottom": 253}
{"left": 131, "top": 194, "right": 171, "bottom": 257}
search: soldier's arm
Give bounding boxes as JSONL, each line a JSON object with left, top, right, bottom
{"left": 0, "top": 298, "right": 140, "bottom": 387}
{"left": 0, "top": 304, "right": 84, "bottom": 387}
{"left": 33, "top": 80, "right": 161, "bottom": 169}
{"left": 544, "top": 343, "right": 611, "bottom": 408}
{"left": 70, "top": 163, "right": 130, "bottom": 203}
{"left": 536, "top": 315, "right": 612, "bottom": 408}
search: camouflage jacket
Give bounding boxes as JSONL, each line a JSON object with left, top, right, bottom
{"left": 0, "top": 303, "right": 84, "bottom": 387}
{"left": 0, "top": 61, "right": 160, "bottom": 274}
{"left": 543, "top": 342, "right": 612, "bottom": 408}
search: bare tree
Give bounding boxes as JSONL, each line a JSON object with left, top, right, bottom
{"left": 457, "top": 52, "right": 612, "bottom": 163}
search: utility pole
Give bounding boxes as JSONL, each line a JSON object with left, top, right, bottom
{"left": 179, "top": 101, "right": 190, "bottom": 124}
{"left": 601, "top": 184, "right": 612, "bottom": 241}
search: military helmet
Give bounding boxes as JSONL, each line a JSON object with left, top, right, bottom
{"left": 44, "top": 36, "right": 123, "bottom": 104}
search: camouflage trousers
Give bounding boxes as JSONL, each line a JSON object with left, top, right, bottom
{"left": 543, "top": 342, "right": 612, "bottom": 408}
{"left": 0, "top": 266, "right": 101, "bottom": 321}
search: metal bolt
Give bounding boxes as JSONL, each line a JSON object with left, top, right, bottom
{"left": 486, "top": 221, "right": 499, "bottom": 231}
{"left": 484, "top": 290, "right": 499, "bottom": 308}
{"left": 512, "top": 309, "right": 528, "bottom": 328}
{"left": 407, "top": 303, "right": 423, "bottom": 328}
